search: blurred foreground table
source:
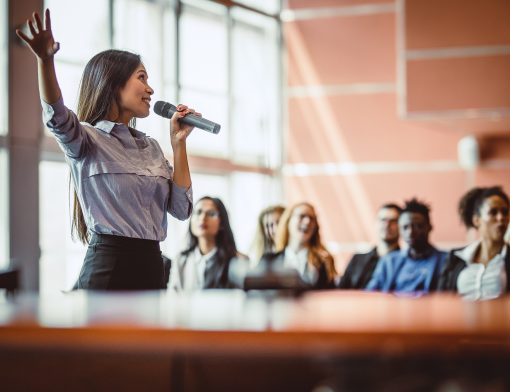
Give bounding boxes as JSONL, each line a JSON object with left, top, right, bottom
{"left": 1, "top": 290, "right": 510, "bottom": 391}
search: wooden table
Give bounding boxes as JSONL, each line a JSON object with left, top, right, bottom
{"left": 1, "top": 290, "right": 510, "bottom": 391}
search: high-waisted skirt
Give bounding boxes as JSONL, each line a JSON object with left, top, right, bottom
{"left": 74, "top": 233, "right": 165, "bottom": 290}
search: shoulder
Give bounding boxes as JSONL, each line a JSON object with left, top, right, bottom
{"left": 350, "top": 248, "right": 377, "bottom": 262}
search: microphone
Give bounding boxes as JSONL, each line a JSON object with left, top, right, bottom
{"left": 153, "top": 101, "right": 221, "bottom": 134}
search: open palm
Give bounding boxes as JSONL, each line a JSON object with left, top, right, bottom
{"left": 16, "top": 9, "right": 59, "bottom": 60}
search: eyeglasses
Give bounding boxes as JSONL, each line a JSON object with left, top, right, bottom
{"left": 192, "top": 208, "right": 220, "bottom": 219}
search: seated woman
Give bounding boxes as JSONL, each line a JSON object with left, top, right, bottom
{"left": 258, "top": 202, "right": 337, "bottom": 289}
{"left": 168, "top": 196, "right": 243, "bottom": 290}
{"left": 439, "top": 186, "right": 510, "bottom": 299}
{"left": 249, "top": 205, "right": 285, "bottom": 265}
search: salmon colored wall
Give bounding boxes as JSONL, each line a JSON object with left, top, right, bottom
{"left": 407, "top": 55, "right": 510, "bottom": 111}
{"left": 283, "top": 0, "right": 510, "bottom": 273}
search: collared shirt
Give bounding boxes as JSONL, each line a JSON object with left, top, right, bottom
{"left": 42, "top": 98, "right": 192, "bottom": 241}
{"left": 168, "top": 247, "right": 218, "bottom": 291}
{"left": 366, "top": 246, "right": 447, "bottom": 293}
{"left": 283, "top": 247, "right": 319, "bottom": 285}
{"left": 455, "top": 241, "right": 507, "bottom": 300}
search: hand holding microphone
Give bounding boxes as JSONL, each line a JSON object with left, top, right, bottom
{"left": 154, "top": 101, "right": 221, "bottom": 134}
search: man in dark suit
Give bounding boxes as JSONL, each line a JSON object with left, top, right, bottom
{"left": 338, "top": 203, "right": 401, "bottom": 289}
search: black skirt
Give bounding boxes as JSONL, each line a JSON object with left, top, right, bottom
{"left": 74, "top": 234, "right": 165, "bottom": 290}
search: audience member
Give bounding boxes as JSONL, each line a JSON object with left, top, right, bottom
{"left": 439, "top": 186, "right": 510, "bottom": 299}
{"left": 168, "top": 196, "right": 244, "bottom": 290}
{"left": 339, "top": 203, "right": 401, "bottom": 289}
{"left": 258, "top": 202, "right": 336, "bottom": 289}
{"left": 366, "top": 198, "right": 447, "bottom": 293}
{"left": 249, "top": 205, "right": 285, "bottom": 265}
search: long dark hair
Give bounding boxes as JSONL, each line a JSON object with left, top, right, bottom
{"left": 71, "top": 50, "right": 142, "bottom": 244}
{"left": 182, "top": 196, "right": 238, "bottom": 265}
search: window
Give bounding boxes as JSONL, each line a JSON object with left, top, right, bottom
{"left": 45, "top": 0, "right": 110, "bottom": 113}
{"left": 231, "top": 7, "right": 280, "bottom": 166}
{"left": 114, "top": 0, "right": 177, "bottom": 144}
{"left": 39, "top": 161, "right": 87, "bottom": 293}
{"left": 179, "top": 1, "right": 229, "bottom": 156}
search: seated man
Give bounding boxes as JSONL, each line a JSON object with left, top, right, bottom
{"left": 366, "top": 198, "right": 447, "bottom": 293}
{"left": 339, "top": 203, "right": 401, "bottom": 289}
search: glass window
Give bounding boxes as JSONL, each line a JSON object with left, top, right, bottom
{"left": 230, "top": 172, "right": 281, "bottom": 253}
{"left": 0, "top": 149, "right": 8, "bottom": 269}
{"left": 231, "top": 7, "right": 280, "bottom": 166}
{"left": 39, "top": 161, "right": 87, "bottom": 294}
{"left": 114, "top": 0, "right": 172, "bottom": 143}
{"left": 0, "top": 0, "right": 7, "bottom": 135}
{"left": 179, "top": 2, "right": 229, "bottom": 157}
{"left": 233, "top": 0, "right": 280, "bottom": 15}
{"left": 45, "top": 0, "right": 110, "bottom": 64}
{"left": 44, "top": 0, "right": 110, "bottom": 117}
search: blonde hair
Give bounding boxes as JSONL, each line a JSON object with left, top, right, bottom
{"left": 275, "top": 202, "right": 336, "bottom": 282}
{"left": 250, "top": 205, "right": 285, "bottom": 262}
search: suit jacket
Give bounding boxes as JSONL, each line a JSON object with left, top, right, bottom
{"left": 338, "top": 247, "right": 380, "bottom": 289}
{"left": 438, "top": 243, "right": 510, "bottom": 293}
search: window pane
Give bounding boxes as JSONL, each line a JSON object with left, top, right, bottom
{"left": 234, "top": 0, "right": 280, "bottom": 15}
{"left": 0, "top": 0, "right": 7, "bottom": 135}
{"left": 0, "top": 149, "right": 8, "bottom": 268}
{"left": 231, "top": 8, "right": 280, "bottom": 166}
{"left": 230, "top": 172, "right": 281, "bottom": 253}
{"left": 44, "top": 0, "right": 110, "bottom": 135}
{"left": 39, "top": 161, "right": 87, "bottom": 293}
{"left": 45, "top": 0, "right": 110, "bottom": 63}
{"left": 114, "top": 0, "right": 169, "bottom": 142}
{"left": 179, "top": 4, "right": 228, "bottom": 93}
{"left": 180, "top": 88, "right": 228, "bottom": 156}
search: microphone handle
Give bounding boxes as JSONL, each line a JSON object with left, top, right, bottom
{"left": 180, "top": 112, "right": 221, "bottom": 134}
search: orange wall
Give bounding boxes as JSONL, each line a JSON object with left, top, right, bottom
{"left": 283, "top": 0, "right": 510, "bottom": 272}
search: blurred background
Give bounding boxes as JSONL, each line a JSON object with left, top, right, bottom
{"left": 2, "top": 0, "right": 510, "bottom": 293}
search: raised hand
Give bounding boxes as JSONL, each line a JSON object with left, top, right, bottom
{"left": 16, "top": 9, "right": 60, "bottom": 61}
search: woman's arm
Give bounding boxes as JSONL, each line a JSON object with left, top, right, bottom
{"left": 16, "top": 9, "right": 61, "bottom": 104}
{"left": 169, "top": 104, "right": 200, "bottom": 190}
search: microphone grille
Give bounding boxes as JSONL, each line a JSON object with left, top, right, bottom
{"left": 153, "top": 101, "right": 167, "bottom": 117}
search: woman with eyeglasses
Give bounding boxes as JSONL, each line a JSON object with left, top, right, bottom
{"left": 168, "top": 196, "right": 244, "bottom": 290}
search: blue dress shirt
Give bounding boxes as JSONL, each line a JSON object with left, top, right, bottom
{"left": 366, "top": 246, "right": 447, "bottom": 293}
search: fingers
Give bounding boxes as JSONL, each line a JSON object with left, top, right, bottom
{"left": 28, "top": 19, "right": 37, "bottom": 37}
{"left": 176, "top": 104, "right": 200, "bottom": 117}
{"left": 15, "top": 29, "right": 31, "bottom": 44}
{"left": 34, "top": 12, "right": 44, "bottom": 33}
{"left": 44, "top": 9, "right": 52, "bottom": 31}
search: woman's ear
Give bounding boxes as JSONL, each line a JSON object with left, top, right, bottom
{"left": 472, "top": 213, "right": 480, "bottom": 229}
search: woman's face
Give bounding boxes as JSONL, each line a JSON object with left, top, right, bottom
{"left": 475, "top": 195, "right": 509, "bottom": 243}
{"left": 263, "top": 211, "right": 282, "bottom": 243}
{"left": 288, "top": 204, "right": 317, "bottom": 245}
{"left": 117, "top": 63, "right": 154, "bottom": 122}
{"left": 191, "top": 199, "right": 221, "bottom": 240}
